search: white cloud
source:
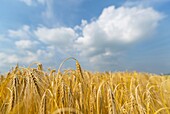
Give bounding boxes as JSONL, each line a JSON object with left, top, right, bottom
{"left": 75, "top": 6, "right": 163, "bottom": 68}
{"left": 8, "top": 25, "right": 31, "bottom": 39}
{"left": 0, "top": 48, "right": 54, "bottom": 70}
{"left": 0, "top": 53, "right": 19, "bottom": 65}
{"left": 15, "top": 40, "right": 38, "bottom": 49}
{"left": 0, "top": 51, "right": 39, "bottom": 72}
{"left": 97, "top": 6, "right": 162, "bottom": 43}
{"left": 0, "top": 52, "right": 37, "bottom": 65}
{"left": 34, "top": 26, "right": 77, "bottom": 48}
{"left": 1, "top": 25, "right": 77, "bottom": 72}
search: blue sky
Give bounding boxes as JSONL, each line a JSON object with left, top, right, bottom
{"left": 0, "top": 0, "right": 170, "bottom": 74}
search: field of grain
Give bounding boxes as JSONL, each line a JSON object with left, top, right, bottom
{"left": 0, "top": 58, "right": 170, "bottom": 114}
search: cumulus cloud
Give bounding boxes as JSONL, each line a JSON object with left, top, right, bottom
{"left": 34, "top": 26, "right": 77, "bottom": 48}
{"left": 0, "top": 52, "right": 37, "bottom": 65}
{"left": 0, "top": 53, "right": 19, "bottom": 65}
{"left": 75, "top": 6, "right": 163, "bottom": 68}
{"left": 0, "top": 51, "right": 38, "bottom": 72}
{"left": 0, "top": 48, "right": 55, "bottom": 69}
{"left": 0, "top": 25, "right": 77, "bottom": 72}
{"left": 15, "top": 40, "right": 38, "bottom": 49}
{"left": 8, "top": 25, "right": 31, "bottom": 39}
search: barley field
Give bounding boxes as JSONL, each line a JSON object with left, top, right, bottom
{"left": 0, "top": 58, "right": 170, "bottom": 114}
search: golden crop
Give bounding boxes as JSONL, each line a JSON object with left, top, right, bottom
{"left": 0, "top": 58, "right": 170, "bottom": 114}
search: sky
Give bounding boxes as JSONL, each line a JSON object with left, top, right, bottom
{"left": 0, "top": 0, "right": 170, "bottom": 74}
